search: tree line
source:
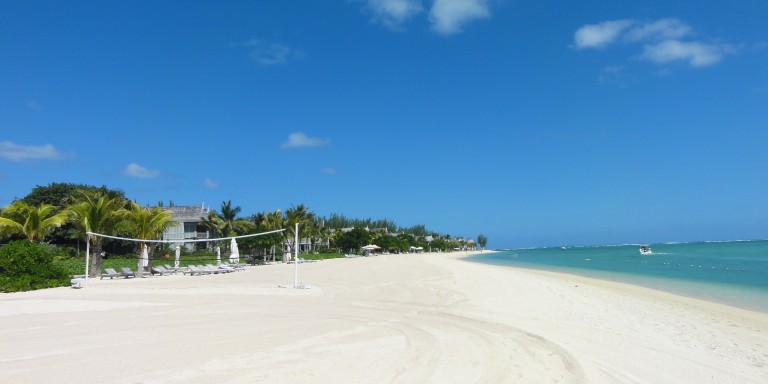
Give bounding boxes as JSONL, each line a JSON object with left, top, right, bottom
{"left": 1, "top": 183, "right": 489, "bottom": 279}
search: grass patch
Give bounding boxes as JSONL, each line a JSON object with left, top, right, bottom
{"left": 299, "top": 252, "right": 345, "bottom": 261}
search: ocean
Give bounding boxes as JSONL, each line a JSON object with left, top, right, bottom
{"left": 466, "top": 240, "right": 768, "bottom": 313}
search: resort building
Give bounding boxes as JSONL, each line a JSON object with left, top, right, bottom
{"left": 160, "top": 204, "right": 211, "bottom": 251}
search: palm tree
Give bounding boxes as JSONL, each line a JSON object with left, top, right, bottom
{"left": 0, "top": 201, "right": 68, "bottom": 242}
{"left": 215, "top": 200, "right": 254, "bottom": 244}
{"left": 218, "top": 200, "right": 239, "bottom": 237}
{"left": 199, "top": 211, "right": 224, "bottom": 242}
{"left": 123, "top": 202, "right": 176, "bottom": 273}
{"left": 67, "top": 190, "right": 128, "bottom": 278}
{"left": 261, "top": 210, "right": 285, "bottom": 262}
{"left": 285, "top": 204, "right": 314, "bottom": 256}
{"left": 477, "top": 234, "right": 488, "bottom": 252}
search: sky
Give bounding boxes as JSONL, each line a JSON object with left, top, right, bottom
{"left": 1, "top": 1, "right": 767, "bottom": 248}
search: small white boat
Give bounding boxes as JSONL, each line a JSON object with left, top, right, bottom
{"left": 639, "top": 246, "right": 652, "bottom": 255}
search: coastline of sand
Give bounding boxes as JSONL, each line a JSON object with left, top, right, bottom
{"left": 2, "top": 251, "right": 766, "bottom": 383}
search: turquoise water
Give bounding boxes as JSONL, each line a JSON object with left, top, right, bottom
{"left": 466, "top": 240, "right": 768, "bottom": 313}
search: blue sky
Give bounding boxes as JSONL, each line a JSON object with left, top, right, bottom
{"left": 2, "top": 1, "right": 767, "bottom": 248}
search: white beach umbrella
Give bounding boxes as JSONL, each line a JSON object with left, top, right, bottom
{"left": 174, "top": 245, "right": 180, "bottom": 269}
{"left": 230, "top": 238, "right": 239, "bottom": 263}
{"left": 140, "top": 244, "right": 149, "bottom": 267}
{"left": 216, "top": 246, "right": 221, "bottom": 265}
{"left": 361, "top": 244, "right": 381, "bottom": 250}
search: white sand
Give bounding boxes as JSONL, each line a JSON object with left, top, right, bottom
{"left": 1, "top": 252, "right": 767, "bottom": 383}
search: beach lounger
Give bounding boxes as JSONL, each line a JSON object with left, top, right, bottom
{"left": 183, "top": 265, "right": 211, "bottom": 276}
{"left": 201, "top": 264, "right": 228, "bottom": 274}
{"left": 210, "top": 264, "right": 236, "bottom": 273}
{"left": 151, "top": 266, "right": 170, "bottom": 276}
{"left": 101, "top": 268, "right": 122, "bottom": 279}
{"left": 70, "top": 277, "right": 85, "bottom": 288}
{"left": 120, "top": 267, "right": 137, "bottom": 278}
{"left": 164, "top": 264, "right": 182, "bottom": 274}
{"left": 222, "top": 262, "right": 245, "bottom": 271}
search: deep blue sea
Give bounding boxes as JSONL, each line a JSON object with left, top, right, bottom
{"left": 466, "top": 240, "right": 768, "bottom": 313}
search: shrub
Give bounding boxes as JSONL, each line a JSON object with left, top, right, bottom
{"left": 0, "top": 240, "right": 71, "bottom": 292}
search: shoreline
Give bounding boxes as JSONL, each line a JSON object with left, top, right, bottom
{"left": 2, "top": 250, "right": 767, "bottom": 383}
{"left": 464, "top": 255, "right": 768, "bottom": 314}
{"left": 460, "top": 251, "right": 768, "bottom": 317}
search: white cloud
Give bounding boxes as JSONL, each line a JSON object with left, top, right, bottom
{"left": 573, "top": 19, "right": 635, "bottom": 49}
{"left": 204, "top": 178, "right": 219, "bottom": 189}
{"left": 281, "top": 132, "right": 331, "bottom": 149}
{"left": 124, "top": 163, "right": 160, "bottom": 178}
{"left": 0, "top": 141, "right": 66, "bottom": 162}
{"left": 243, "top": 39, "right": 303, "bottom": 66}
{"left": 363, "top": 0, "right": 423, "bottom": 29}
{"left": 429, "top": 0, "right": 490, "bottom": 35}
{"left": 640, "top": 40, "right": 730, "bottom": 67}
{"left": 624, "top": 18, "right": 693, "bottom": 43}
{"left": 575, "top": 18, "right": 737, "bottom": 70}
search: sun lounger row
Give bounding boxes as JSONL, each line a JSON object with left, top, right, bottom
{"left": 287, "top": 257, "right": 318, "bottom": 264}
{"left": 101, "top": 267, "right": 137, "bottom": 279}
{"left": 100, "top": 263, "right": 246, "bottom": 279}
{"left": 181, "top": 264, "right": 247, "bottom": 275}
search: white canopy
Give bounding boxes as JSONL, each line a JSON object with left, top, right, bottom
{"left": 140, "top": 245, "right": 149, "bottom": 267}
{"left": 230, "top": 238, "right": 239, "bottom": 263}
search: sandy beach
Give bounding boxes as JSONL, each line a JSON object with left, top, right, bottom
{"left": 1, "top": 251, "right": 767, "bottom": 383}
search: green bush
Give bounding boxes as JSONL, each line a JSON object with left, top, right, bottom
{"left": 55, "top": 258, "right": 87, "bottom": 276}
{"left": 0, "top": 240, "right": 71, "bottom": 292}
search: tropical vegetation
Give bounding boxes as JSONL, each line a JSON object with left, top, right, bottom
{"left": 1, "top": 182, "right": 489, "bottom": 291}
{"left": 0, "top": 240, "right": 71, "bottom": 292}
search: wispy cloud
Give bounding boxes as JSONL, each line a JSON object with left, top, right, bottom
{"left": 624, "top": 18, "right": 692, "bottom": 43}
{"left": 574, "top": 18, "right": 736, "bottom": 68}
{"left": 573, "top": 20, "right": 634, "bottom": 49}
{"left": 598, "top": 65, "right": 637, "bottom": 87}
{"left": 355, "top": 0, "right": 492, "bottom": 35}
{"left": 0, "top": 141, "right": 67, "bottom": 162}
{"left": 429, "top": 0, "right": 490, "bottom": 35}
{"left": 281, "top": 132, "right": 331, "bottom": 149}
{"left": 124, "top": 163, "right": 160, "bottom": 178}
{"left": 640, "top": 40, "right": 732, "bottom": 67}
{"left": 242, "top": 39, "right": 304, "bottom": 66}
{"left": 322, "top": 167, "right": 338, "bottom": 175}
{"left": 203, "top": 178, "right": 219, "bottom": 189}
{"left": 26, "top": 100, "right": 43, "bottom": 111}
{"left": 361, "top": 0, "right": 424, "bottom": 30}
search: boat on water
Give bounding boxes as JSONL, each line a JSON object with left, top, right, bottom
{"left": 639, "top": 246, "right": 652, "bottom": 255}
